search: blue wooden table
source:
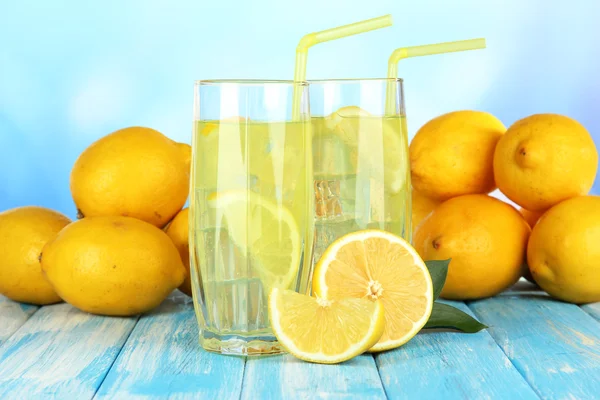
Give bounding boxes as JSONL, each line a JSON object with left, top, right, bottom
{"left": 1, "top": 281, "right": 599, "bottom": 399}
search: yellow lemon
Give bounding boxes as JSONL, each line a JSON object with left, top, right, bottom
{"left": 41, "top": 216, "right": 185, "bottom": 316}
{"left": 165, "top": 208, "right": 192, "bottom": 297}
{"left": 493, "top": 114, "right": 598, "bottom": 211}
{"left": 269, "top": 288, "right": 385, "bottom": 364}
{"left": 313, "top": 230, "right": 433, "bottom": 352}
{"left": 414, "top": 194, "right": 530, "bottom": 300}
{"left": 412, "top": 190, "right": 442, "bottom": 237}
{"left": 528, "top": 196, "right": 600, "bottom": 304}
{"left": 410, "top": 111, "right": 506, "bottom": 201}
{"left": 71, "top": 126, "right": 191, "bottom": 227}
{"left": 0, "top": 206, "right": 70, "bottom": 305}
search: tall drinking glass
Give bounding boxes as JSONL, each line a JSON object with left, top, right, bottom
{"left": 309, "top": 78, "right": 411, "bottom": 264}
{"left": 190, "top": 80, "right": 313, "bottom": 355}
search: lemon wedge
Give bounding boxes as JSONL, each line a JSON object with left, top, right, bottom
{"left": 207, "top": 191, "right": 301, "bottom": 290}
{"left": 269, "top": 288, "right": 385, "bottom": 364}
{"left": 313, "top": 229, "right": 433, "bottom": 352}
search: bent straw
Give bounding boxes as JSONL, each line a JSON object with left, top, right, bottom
{"left": 385, "top": 38, "right": 486, "bottom": 115}
{"left": 292, "top": 14, "right": 393, "bottom": 119}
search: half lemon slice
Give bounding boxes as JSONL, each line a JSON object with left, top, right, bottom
{"left": 207, "top": 191, "right": 301, "bottom": 290}
{"left": 313, "top": 229, "right": 433, "bottom": 352}
{"left": 269, "top": 288, "right": 385, "bottom": 364}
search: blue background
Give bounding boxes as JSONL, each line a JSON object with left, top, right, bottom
{"left": 1, "top": 0, "right": 599, "bottom": 218}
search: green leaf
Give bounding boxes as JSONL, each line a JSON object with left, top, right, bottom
{"left": 424, "top": 302, "right": 487, "bottom": 333}
{"left": 425, "top": 259, "right": 450, "bottom": 300}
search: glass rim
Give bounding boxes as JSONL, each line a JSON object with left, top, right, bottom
{"left": 308, "top": 77, "right": 403, "bottom": 84}
{"left": 195, "top": 79, "right": 308, "bottom": 87}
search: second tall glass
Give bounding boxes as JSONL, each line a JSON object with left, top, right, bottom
{"left": 190, "top": 80, "right": 313, "bottom": 355}
{"left": 309, "top": 78, "right": 411, "bottom": 264}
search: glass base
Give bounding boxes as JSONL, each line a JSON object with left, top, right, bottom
{"left": 199, "top": 331, "right": 284, "bottom": 356}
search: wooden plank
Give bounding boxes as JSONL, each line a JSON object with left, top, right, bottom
{"left": 0, "top": 295, "right": 38, "bottom": 346}
{"left": 241, "top": 354, "right": 386, "bottom": 400}
{"left": 376, "top": 301, "right": 538, "bottom": 399}
{"left": 581, "top": 302, "right": 600, "bottom": 322}
{"left": 95, "top": 293, "right": 245, "bottom": 400}
{"left": 0, "top": 303, "right": 138, "bottom": 400}
{"left": 469, "top": 293, "right": 600, "bottom": 400}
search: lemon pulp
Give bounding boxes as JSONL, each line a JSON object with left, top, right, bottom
{"left": 269, "top": 288, "right": 385, "bottom": 364}
{"left": 313, "top": 229, "right": 433, "bottom": 352}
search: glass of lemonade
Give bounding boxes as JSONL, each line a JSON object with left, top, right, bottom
{"left": 309, "top": 78, "right": 411, "bottom": 264}
{"left": 190, "top": 80, "right": 313, "bottom": 355}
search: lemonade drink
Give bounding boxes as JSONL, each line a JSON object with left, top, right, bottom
{"left": 309, "top": 79, "right": 411, "bottom": 265}
{"left": 190, "top": 81, "right": 312, "bottom": 355}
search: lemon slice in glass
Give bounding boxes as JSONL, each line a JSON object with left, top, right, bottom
{"left": 324, "top": 106, "right": 408, "bottom": 194}
{"left": 207, "top": 191, "right": 301, "bottom": 290}
{"left": 269, "top": 288, "right": 385, "bottom": 364}
{"left": 313, "top": 229, "right": 433, "bottom": 352}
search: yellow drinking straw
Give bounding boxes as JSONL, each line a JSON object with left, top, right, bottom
{"left": 384, "top": 38, "right": 486, "bottom": 115}
{"left": 292, "top": 14, "right": 393, "bottom": 119}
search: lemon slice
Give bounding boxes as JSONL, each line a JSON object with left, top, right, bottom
{"left": 313, "top": 229, "right": 433, "bottom": 352}
{"left": 324, "top": 106, "right": 371, "bottom": 142}
{"left": 207, "top": 191, "right": 301, "bottom": 290}
{"left": 269, "top": 288, "right": 385, "bottom": 364}
{"left": 323, "top": 106, "right": 408, "bottom": 194}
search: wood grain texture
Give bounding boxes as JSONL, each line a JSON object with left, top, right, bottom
{"left": 0, "top": 303, "right": 137, "bottom": 400}
{"left": 241, "top": 354, "right": 385, "bottom": 400}
{"left": 0, "top": 295, "right": 38, "bottom": 346}
{"left": 469, "top": 293, "right": 600, "bottom": 400}
{"left": 581, "top": 302, "right": 600, "bottom": 322}
{"left": 95, "top": 294, "right": 245, "bottom": 400}
{"left": 376, "top": 301, "right": 538, "bottom": 400}
{"left": 3, "top": 288, "right": 600, "bottom": 399}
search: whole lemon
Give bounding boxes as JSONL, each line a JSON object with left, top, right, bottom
{"left": 165, "top": 208, "right": 192, "bottom": 297}
{"left": 0, "top": 206, "right": 71, "bottom": 305}
{"left": 528, "top": 196, "right": 600, "bottom": 303}
{"left": 493, "top": 114, "right": 598, "bottom": 211}
{"left": 410, "top": 111, "right": 506, "bottom": 201}
{"left": 411, "top": 190, "right": 441, "bottom": 237}
{"left": 414, "top": 194, "right": 530, "bottom": 300}
{"left": 71, "top": 126, "right": 191, "bottom": 228}
{"left": 41, "top": 216, "right": 186, "bottom": 316}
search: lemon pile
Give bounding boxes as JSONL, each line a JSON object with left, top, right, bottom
{"left": 411, "top": 112, "right": 599, "bottom": 303}
{"left": 1, "top": 110, "right": 597, "bottom": 364}
{"left": 0, "top": 127, "right": 191, "bottom": 315}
